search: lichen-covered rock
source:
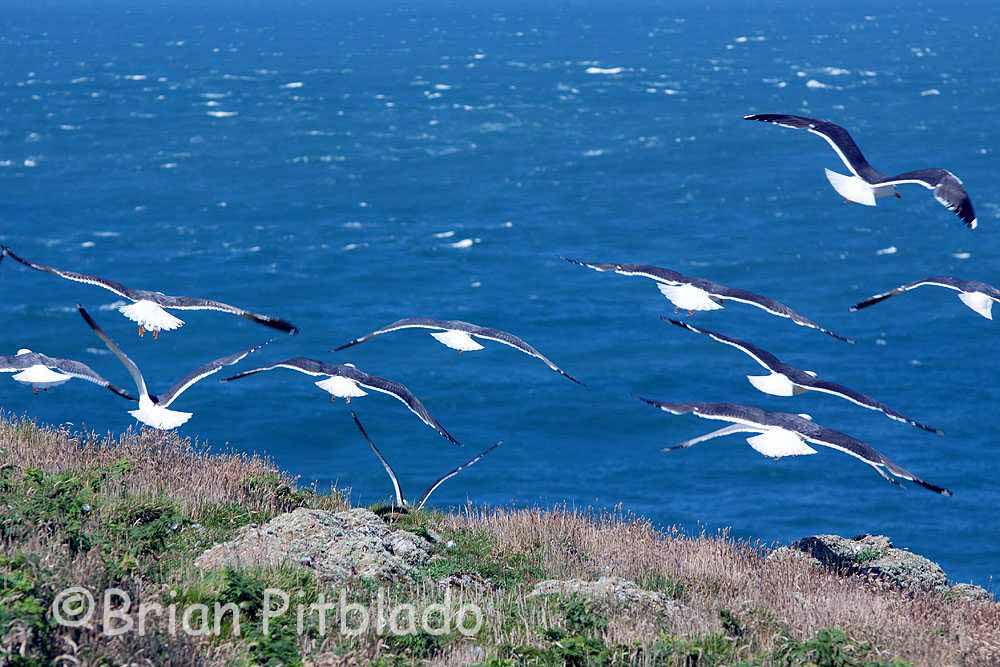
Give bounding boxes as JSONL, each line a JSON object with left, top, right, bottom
{"left": 528, "top": 576, "right": 683, "bottom": 611}
{"left": 947, "top": 583, "right": 994, "bottom": 603}
{"left": 194, "top": 508, "right": 431, "bottom": 583}
{"left": 785, "top": 534, "right": 947, "bottom": 592}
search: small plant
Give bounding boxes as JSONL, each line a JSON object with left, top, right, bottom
{"left": 854, "top": 547, "right": 884, "bottom": 564}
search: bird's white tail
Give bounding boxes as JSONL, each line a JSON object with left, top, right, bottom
{"left": 430, "top": 330, "right": 485, "bottom": 352}
{"left": 746, "top": 373, "right": 805, "bottom": 397}
{"left": 119, "top": 300, "right": 184, "bottom": 332}
{"left": 958, "top": 292, "right": 994, "bottom": 320}
{"left": 746, "top": 430, "right": 817, "bottom": 459}
{"left": 824, "top": 169, "right": 877, "bottom": 206}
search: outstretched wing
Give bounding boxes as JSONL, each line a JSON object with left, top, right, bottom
{"left": 704, "top": 283, "right": 854, "bottom": 343}
{"left": 336, "top": 365, "right": 459, "bottom": 445}
{"left": 160, "top": 295, "right": 299, "bottom": 334}
{"left": 803, "top": 378, "right": 942, "bottom": 435}
{"left": 850, "top": 277, "right": 964, "bottom": 312}
{"left": 158, "top": 340, "right": 270, "bottom": 407}
{"left": 795, "top": 421, "right": 952, "bottom": 496}
{"left": 36, "top": 354, "right": 137, "bottom": 401}
{"left": 351, "top": 411, "right": 405, "bottom": 507}
{"left": 77, "top": 306, "right": 148, "bottom": 399}
{"left": 664, "top": 318, "right": 784, "bottom": 372}
{"left": 221, "top": 357, "right": 336, "bottom": 382}
{"left": 333, "top": 318, "right": 448, "bottom": 351}
{"left": 2, "top": 246, "right": 134, "bottom": 300}
{"left": 416, "top": 441, "right": 502, "bottom": 510}
{"left": 878, "top": 169, "right": 977, "bottom": 229}
{"left": 470, "top": 326, "right": 583, "bottom": 385}
{"left": 744, "top": 114, "right": 882, "bottom": 181}
{"left": 564, "top": 258, "right": 688, "bottom": 285}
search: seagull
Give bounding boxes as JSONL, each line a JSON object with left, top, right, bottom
{"left": 851, "top": 277, "right": 999, "bottom": 320}
{"left": 77, "top": 306, "right": 267, "bottom": 430}
{"left": 1, "top": 246, "right": 299, "bottom": 338}
{"left": 351, "top": 411, "right": 499, "bottom": 511}
{"left": 744, "top": 114, "right": 977, "bottom": 229}
{"left": 566, "top": 258, "right": 853, "bottom": 343}
{"left": 333, "top": 318, "right": 582, "bottom": 384}
{"left": 639, "top": 398, "right": 951, "bottom": 495}
{"left": 666, "top": 318, "right": 941, "bottom": 434}
{"left": 222, "top": 358, "right": 459, "bottom": 444}
{"left": 1, "top": 349, "right": 135, "bottom": 400}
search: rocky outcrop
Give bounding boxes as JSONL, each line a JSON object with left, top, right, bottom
{"left": 528, "top": 576, "right": 684, "bottom": 612}
{"left": 194, "top": 508, "right": 431, "bottom": 583}
{"left": 775, "top": 534, "right": 992, "bottom": 601}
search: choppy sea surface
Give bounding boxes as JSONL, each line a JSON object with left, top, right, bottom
{"left": 2, "top": 0, "right": 998, "bottom": 590}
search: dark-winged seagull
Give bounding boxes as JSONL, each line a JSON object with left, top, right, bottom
{"left": 2, "top": 246, "right": 298, "bottom": 338}
{"left": 1, "top": 349, "right": 135, "bottom": 400}
{"left": 666, "top": 318, "right": 941, "bottom": 434}
{"left": 222, "top": 358, "right": 459, "bottom": 444}
{"left": 351, "top": 411, "right": 499, "bottom": 511}
{"left": 333, "top": 317, "right": 582, "bottom": 384}
{"left": 744, "top": 114, "right": 977, "bottom": 229}
{"left": 639, "top": 398, "right": 951, "bottom": 495}
{"left": 566, "top": 258, "right": 853, "bottom": 343}
{"left": 78, "top": 306, "right": 266, "bottom": 430}
{"left": 851, "top": 276, "right": 999, "bottom": 320}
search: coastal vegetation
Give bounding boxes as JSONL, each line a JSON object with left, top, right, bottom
{"left": 1, "top": 415, "right": 997, "bottom": 666}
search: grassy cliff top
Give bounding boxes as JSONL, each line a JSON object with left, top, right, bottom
{"left": 1, "top": 415, "right": 997, "bottom": 666}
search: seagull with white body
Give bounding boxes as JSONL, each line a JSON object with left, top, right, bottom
{"left": 2, "top": 246, "right": 298, "bottom": 338}
{"left": 333, "top": 317, "right": 582, "bottom": 384}
{"left": 566, "top": 258, "right": 853, "bottom": 343}
{"left": 351, "top": 411, "right": 499, "bottom": 511}
{"left": 666, "top": 318, "right": 941, "bottom": 434}
{"left": 851, "top": 277, "right": 1000, "bottom": 320}
{"left": 744, "top": 114, "right": 977, "bottom": 229}
{"left": 1, "top": 349, "right": 135, "bottom": 400}
{"left": 639, "top": 398, "right": 951, "bottom": 495}
{"left": 222, "top": 358, "right": 459, "bottom": 444}
{"left": 78, "top": 306, "right": 267, "bottom": 430}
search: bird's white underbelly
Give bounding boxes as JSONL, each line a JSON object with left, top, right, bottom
{"left": 119, "top": 300, "right": 185, "bottom": 332}
{"left": 12, "top": 365, "right": 72, "bottom": 389}
{"left": 130, "top": 397, "right": 192, "bottom": 430}
{"left": 430, "top": 330, "right": 484, "bottom": 352}
{"left": 315, "top": 376, "right": 368, "bottom": 398}
{"left": 656, "top": 283, "right": 723, "bottom": 311}
{"left": 957, "top": 291, "right": 994, "bottom": 320}
{"left": 746, "top": 429, "right": 817, "bottom": 459}
{"left": 746, "top": 373, "right": 806, "bottom": 397}
{"left": 824, "top": 169, "right": 896, "bottom": 206}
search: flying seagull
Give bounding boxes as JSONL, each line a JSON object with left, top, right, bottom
{"left": 222, "top": 358, "right": 459, "bottom": 444}
{"left": 639, "top": 398, "right": 951, "bottom": 495}
{"left": 1, "top": 246, "right": 298, "bottom": 338}
{"left": 333, "top": 317, "right": 582, "bottom": 384}
{"left": 666, "top": 318, "right": 941, "bottom": 434}
{"left": 566, "top": 258, "right": 853, "bottom": 343}
{"left": 351, "top": 411, "right": 499, "bottom": 511}
{"left": 1, "top": 349, "right": 135, "bottom": 400}
{"left": 78, "top": 306, "right": 267, "bottom": 430}
{"left": 851, "top": 277, "right": 999, "bottom": 320}
{"left": 744, "top": 114, "right": 977, "bottom": 229}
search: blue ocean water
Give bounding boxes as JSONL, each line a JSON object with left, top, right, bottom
{"left": 1, "top": 1, "right": 998, "bottom": 590}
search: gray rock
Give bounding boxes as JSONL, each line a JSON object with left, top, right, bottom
{"left": 194, "top": 508, "right": 431, "bottom": 583}
{"left": 784, "top": 534, "right": 948, "bottom": 592}
{"left": 528, "top": 576, "right": 682, "bottom": 611}
{"left": 437, "top": 573, "right": 496, "bottom": 594}
{"left": 947, "top": 583, "right": 994, "bottom": 603}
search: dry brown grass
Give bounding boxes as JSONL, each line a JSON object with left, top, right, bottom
{"left": 2, "top": 415, "right": 997, "bottom": 666}
{"left": 0, "top": 413, "right": 345, "bottom": 519}
{"left": 442, "top": 507, "right": 1000, "bottom": 666}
